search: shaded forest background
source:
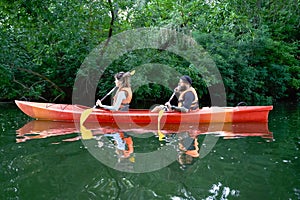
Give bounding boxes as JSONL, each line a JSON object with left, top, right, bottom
{"left": 0, "top": 0, "right": 299, "bottom": 106}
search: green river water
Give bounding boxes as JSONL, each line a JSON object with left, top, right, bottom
{"left": 0, "top": 102, "right": 299, "bottom": 200}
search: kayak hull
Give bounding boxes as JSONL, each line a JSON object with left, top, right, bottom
{"left": 15, "top": 100, "right": 273, "bottom": 123}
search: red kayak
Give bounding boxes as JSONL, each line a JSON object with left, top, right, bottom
{"left": 15, "top": 100, "right": 273, "bottom": 123}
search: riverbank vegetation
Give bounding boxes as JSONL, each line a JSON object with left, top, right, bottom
{"left": 1, "top": 0, "right": 299, "bottom": 106}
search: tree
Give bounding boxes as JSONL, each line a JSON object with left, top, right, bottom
{"left": 0, "top": 0, "right": 299, "bottom": 104}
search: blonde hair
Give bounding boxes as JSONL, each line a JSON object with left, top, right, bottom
{"left": 115, "top": 72, "right": 131, "bottom": 88}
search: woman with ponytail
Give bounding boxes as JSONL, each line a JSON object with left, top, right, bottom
{"left": 96, "top": 72, "right": 132, "bottom": 111}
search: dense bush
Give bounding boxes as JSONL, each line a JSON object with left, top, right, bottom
{"left": 0, "top": 0, "right": 299, "bottom": 105}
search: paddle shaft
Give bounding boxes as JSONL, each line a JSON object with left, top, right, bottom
{"left": 100, "top": 86, "right": 117, "bottom": 102}
{"left": 167, "top": 92, "right": 176, "bottom": 103}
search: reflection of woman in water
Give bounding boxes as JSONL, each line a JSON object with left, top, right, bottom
{"left": 112, "top": 132, "right": 135, "bottom": 172}
{"left": 115, "top": 132, "right": 134, "bottom": 159}
{"left": 104, "top": 132, "right": 134, "bottom": 161}
{"left": 102, "top": 132, "right": 134, "bottom": 157}
{"left": 96, "top": 132, "right": 135, "bottom": 172}
{"left": 177, "top": 132, "right": 199, "bottom": 168}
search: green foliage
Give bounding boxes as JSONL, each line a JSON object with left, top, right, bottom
{"left": 194, "top": 26, "right": 299, "bottom": 105}
{"left": 0, "top": 0, "right": 299, "bottom": 104}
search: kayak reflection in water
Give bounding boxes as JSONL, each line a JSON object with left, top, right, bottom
{"left": 96, "top": 72, "right": 133, "bottom": 111}
{"left": 152, "top": 75, "right": 199, "bottom": 113}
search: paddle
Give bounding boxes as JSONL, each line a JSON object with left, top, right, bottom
{"left": 157, "top": 109, "right": 165, "bottom": 141}
{"left": 80, "top": 114, "right": 93, "bottom": 139}
{"left": 98, "top": 86, "right": 117, "bottom": 103}
{"left": 79, "top": 87, "right": 117, "bottom": 140}
{"left": 80, "top": 70, "right": 135, "bottom": 140}
{"left": 157, "top": 91, "right": 176, "bottom": 141}
{"left": 167, "top": 92, "right": 176, "bottom": 106}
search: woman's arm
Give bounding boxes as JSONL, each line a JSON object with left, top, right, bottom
{"left": 101, "top": 91, "right": 126, "bottom": 111}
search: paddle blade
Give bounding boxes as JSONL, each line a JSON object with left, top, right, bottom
{"left": 129, "top": 156, "right": 135, "bottom": 163}
{"left": 80, "top": 108, "right": 94, "bottom": 140}
{"left": 157, "top": 109, "right": 165, "bottom": 141}
{"left": 130, "top": 70, "right": 135, "bottom": 75}
{"left": 80, "top": 108, "right": 93, "bottom": 123}
{"left": 80, "top": 125, "right": 93, "bottom": 140}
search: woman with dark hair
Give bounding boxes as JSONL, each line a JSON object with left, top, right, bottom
{"left": 96, "top": 72, "right": 132, "bottom": 111}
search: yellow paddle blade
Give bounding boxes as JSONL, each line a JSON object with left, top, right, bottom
{"left": 158, "top": 131, "right": 165, "bottom": 141}
{"left": 130, "top": 70, "right": 135, "bottom": 75}
{"left": 80, "top": 108, "right": 94, "bottom": 140}
{"left": 80, "top": 125, "right": 93, "bottom": 140}
{"left": 80, "top": 108, "right": 93, "bottom": 123}
{"left": 129, "top": 156, "right": 135, "bottom": 163}
{"left": 157, "top": 109, "right": 165, "bottom": 141}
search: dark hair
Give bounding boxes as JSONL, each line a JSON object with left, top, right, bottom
{"left": 115, "top": 72, "right": 125, "bottom": 80}
{"left": 114, "top": 72, "right": 131, "bottom": 88}
{"left": 180, "top": 75, "right": 192, "bottom": 85}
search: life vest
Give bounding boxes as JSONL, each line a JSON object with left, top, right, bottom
{"left": 113, "top": 87, "right": 132, "bottom": 110}
{"left": 119, "top": 132, "right": 134, "bottom": 158}
{"left": 179, "top": 138, "right": 199, "bottom": 158}
{"left": 185, "top": 138, "right": 199, "bottom": 157}
{"left": 178, "top": 86, "right": 199, "bottom": 110}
